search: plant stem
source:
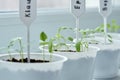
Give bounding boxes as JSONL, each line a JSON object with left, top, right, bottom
{"left": 19, "top": 39, "right": 24, "bottom": 63}
{"left": 27, "top": 26, "right": 30, "bottom": 63}
{"left": 8, "top": 49, "right": 12, "bottom": 61}
{"left": 42, "top": 45, "right": 45, "bottom": 61}
{"left": 104, "top": 17, "right": 107, "bottom": 44}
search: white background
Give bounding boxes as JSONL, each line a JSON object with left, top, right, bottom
{"left": 0, "top": 0, "right": 119, "bottom": 11}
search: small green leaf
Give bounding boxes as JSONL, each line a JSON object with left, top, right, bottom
{"left": 40, "top": 32, "right": 47, "bottom": 41}
{"left": 107, "top": 34, "right": 113, "bottom": 43}
{"left": 108, "top": 39, "right": 113, "bottom": 43}
{"left": 107, "top": 34, "right": 112, "bottom": 39}
{"left": 68, "top": 37, "right": 73, "bottom": 42}
{"left": 107, "top": 24, "right": 111, "bottom": 28}
{"left": 56, "top": 33, "right": 61, "bottom": 38}
{"left": 48, "top": 39, "right": 53, "bottom": 53}
{"left": 75, "top": 41, "right": 81, "bottom": 52}
{"left": 58, "top": 27, "right": 67, "bottom": 33}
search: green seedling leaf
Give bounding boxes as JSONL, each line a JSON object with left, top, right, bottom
{"left": 68, "top": 37, "right": 73, "bottom": 42}
{"left": 75, "top": 41, "right": 81, "bottom": 52}
{"left": 40, "top": 32, "right": 47, "bottom": 41}
{"left": 48, "top": 39, "right": 53, "bottom": 53}
{"left": 107, "top": 34, "right": 113, "bottom": 43}
{"left": 108, "top": 38, "right": 113, "bottom": 43}
{"left": 56, "top": 33, "right": 61, "bottom": 38}
{"left": 107, "top": 24, "right": 111, "bottom": 29}
{"left": 58, "top": 26, "right": 68, "bottom": 33}
{"left": 107, "top": 34, "right": 112, "bottom": 39}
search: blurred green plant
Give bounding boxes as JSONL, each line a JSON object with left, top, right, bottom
{"left": 0, "top": 37, "right": 24, "bottom": 62}
{"left": 39, "top": 26, "right": 89, "bottom": 53}
{"left": 40, "top": 32, "right": 53, "bottom": 61}
{"left": 79, "top": 20, "right": 120, "bottom": 44}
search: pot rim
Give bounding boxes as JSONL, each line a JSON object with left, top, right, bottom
{"left": 0, "top": 53, "right": 67, "bottom": 65}
{"left": 39, "top": 45, "right": 100, "bottom": 53}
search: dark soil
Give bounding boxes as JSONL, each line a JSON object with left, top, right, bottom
{"left": 54, "top": 49, "right": 76, "bottom": 52}
{"left": 89, "top": 42, "right": 98, "bottom": 44}
{"left": 6, "top": 58, "right": 49, "bottom": 63}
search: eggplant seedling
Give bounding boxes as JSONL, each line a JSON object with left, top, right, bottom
{"left": 40, "top": 32, "right": 48, "bottom": 61}
{"left": 107, "top": 20, "right": 120, "bottom": 32}
{"left": 53, "top": 26, "right": 74, "bottom": 51}
{"left": 79, "top": 26, "right": 113, "bottom": 44}
{"left": 68, "top": 36, "right": 89, "bottom": 52}
{"left": 40, "top": 26, "right": 89, "bottom": 53}
{"left": 40, "top": 32, "right": 53, "bottom": 61}
{"left": 0, "top": 37, "right": 24, "bottom": 62}
{"left": 49, "top": 26, "right": 89, "bottom": 52}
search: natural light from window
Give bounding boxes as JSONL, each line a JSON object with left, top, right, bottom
{"left": 0, "top": 0, "right": 119, "bottom": 11}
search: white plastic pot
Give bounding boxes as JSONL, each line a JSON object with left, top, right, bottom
{"left": 40, "top": 46, "right": 99, "bottom": 80}
{"left": 0, "top": 53, "right": 67, "bottom": 80}
{"left": 108, "top": 33, "right": 120, "bottom": 68}
{"left": 90, "top": 37, "right": 120, "bottom": 78}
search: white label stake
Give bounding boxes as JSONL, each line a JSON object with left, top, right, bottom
{"left": 71, "top": 0, "right": 85, "bottom": 42}
{"left": 99, "top": 0, "right": 112, "bottom": 44}
{"left": 19, "top": 0, "right": 36, "bottom": 63}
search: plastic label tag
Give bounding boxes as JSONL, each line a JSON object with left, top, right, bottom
{"left": 99, "top": 0, "right": 112, "bottom": 17}
{"left": 19, "top": 0, "right": 36, "bottom": 26}
{"left": 71, "top": 0, "right": 86, "bottom": 18}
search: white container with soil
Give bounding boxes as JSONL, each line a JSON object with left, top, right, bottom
{"left": 108, "top": 33, "right": 120, "bottom": 68}
{"left": 0, "top": 53, "right": 67, "bottom": 80}
{"left": 88, "top": 37, "right": 120, "bottom": 78}
{"left": 0, "top": 37, "right": 67, "bottom": 80}
{"left": 96, "top": 32, "right": 120, "bottom": 69}
{"left": 79, "top": 30, "right": 120, "bottom": 78}
{"left": 79, "top": 27, "right": 120, "bottom": 78}
{"left": 39, "top": 31, "right": 100, "bottom": 80}
{"left": 93, "top": 32, "right": 120, "bottom": 69}
{"left": 83, "top": 20, "right": 120, "bottom": 78}
{"left": 40, "top": 44, "right": 99, "bottom": 80}
{"left": 55, "top": 46, "right": 99, "bottom": 80}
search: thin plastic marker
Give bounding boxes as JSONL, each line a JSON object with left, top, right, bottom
{"left": 19, "top": 0, "right": 36, "bottom": 63}
{"left": 71, "top": 0, "right": 86, "bottom": 42}
{"left": 99, "top": 0, "right": 112, "bottom": 44}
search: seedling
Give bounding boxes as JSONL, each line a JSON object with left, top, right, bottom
{"left": 79, "top": 26, "right": 113, "bottom": 44}
{"left": 39, "top": 26, "right": 89, "bottom": 53}
{"left": 40, "top": 32, "right": 48, "bottom": 61}
{"left": 40, "top": 32, "right": 53, "bottom": 61}
{"left": 53, "top": 27, "right": 73, "bottom": 51}
{"left": 108, "top": 20, "right": 120, "bottom": 32}
{"left": 98, "top": 20, "right": 120, "bottom": 32}
{"left": 68, "top": 36, "right": 89, "bottom": 52}
{"left": 54, "top": 26, "right": 89, "bottom": 52}
{"left": 95, "top": 20, "right": 120, "bottom": 43}
{"left": 0, "top": 37, "right": 24, "bottom": 62}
